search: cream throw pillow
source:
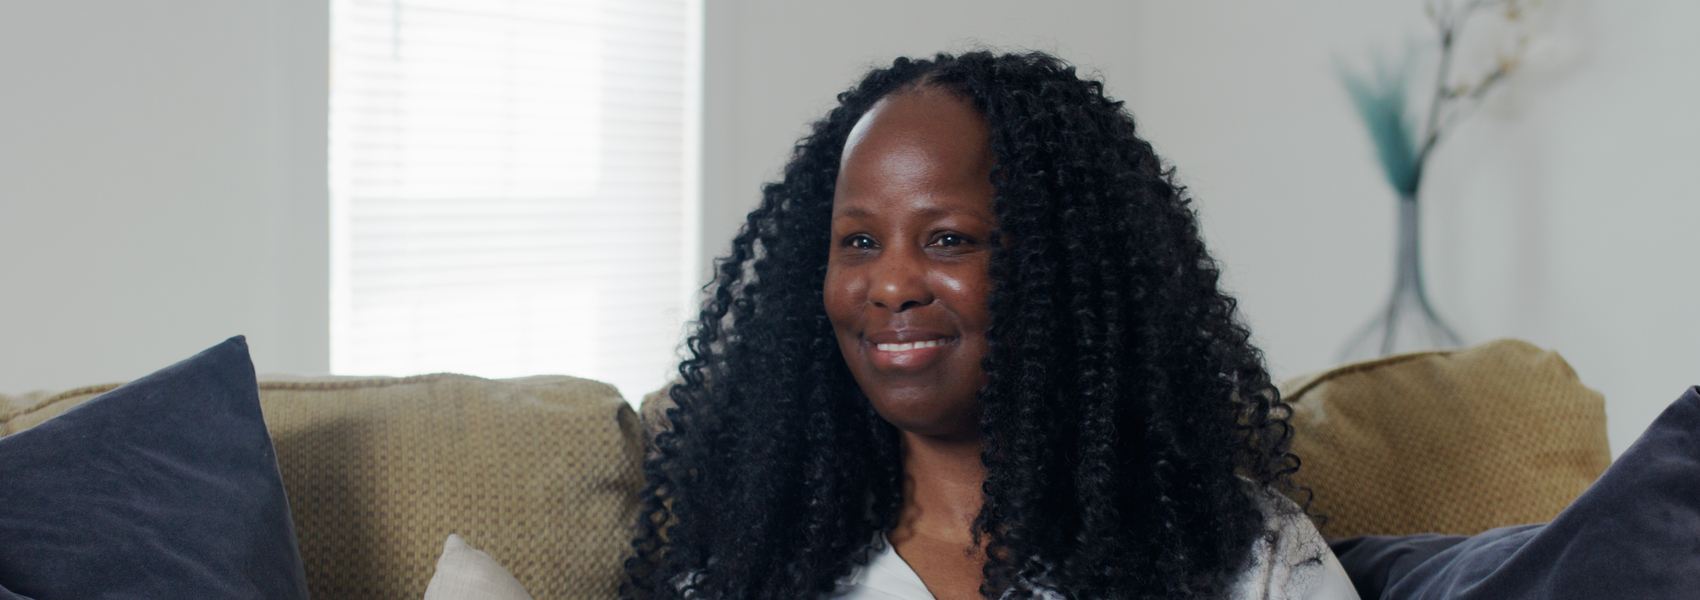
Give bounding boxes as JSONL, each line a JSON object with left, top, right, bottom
{"left": 423, "top": 534, "right": 534, "bottom": 600}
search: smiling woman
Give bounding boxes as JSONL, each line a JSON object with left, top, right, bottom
{"left": 826, "top": 90, "right": 1000, "bottom": 598}
{"left": 626, "top": 52, "right": 1358, "bottom": 600}
{"left": 827, "top": 89, "right": 996, "bottom": 442}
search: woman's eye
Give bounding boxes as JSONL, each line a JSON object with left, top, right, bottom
{"left": 934, "top": 233, "right": 967, "bottom": 247}
{"left": 846, "top": 234, "right": 875, "bottom": 249}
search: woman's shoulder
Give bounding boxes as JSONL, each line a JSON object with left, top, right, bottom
{"left": 1228, "top": 490, "right": 1360, "bottom": 600}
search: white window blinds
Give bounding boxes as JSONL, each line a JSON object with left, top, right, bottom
{"left": 329, "top": 0, "right": 698, "bottom": 402}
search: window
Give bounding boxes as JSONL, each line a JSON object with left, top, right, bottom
{"left": 329, "top": 0, "right": 699, "bottom": 402}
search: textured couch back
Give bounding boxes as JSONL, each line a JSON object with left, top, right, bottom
{"left": 2, "top": 374, "right": 645, "bottom": 600}
{"left": 1280, "top": 339, "right": 1613, "bottom": 538}
{"left": 639, "top": 339, "right": 1615, "bottom": 540}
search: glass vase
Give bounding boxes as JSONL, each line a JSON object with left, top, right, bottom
{"left": 1338, "top": 195, "right": 1462, "bottom": 362}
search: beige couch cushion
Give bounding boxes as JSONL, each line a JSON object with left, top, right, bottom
{"left": 1280, "top": 339, "right": 1612, "bottom": 538}
{"left": 2, "top": 374, "right": 644, "bottom": 600}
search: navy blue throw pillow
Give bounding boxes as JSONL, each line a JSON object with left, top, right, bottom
{"left": 1329, "top": 533, "right": 1470, "bottom": 600}
{"left": 0, "top": 336, "right": 308, "bottom": 600}
{"left": 1333, "top": 385, "right": 1700, "bottom": 600}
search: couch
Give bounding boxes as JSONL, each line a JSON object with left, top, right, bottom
{"left": 0, "top": 338, "right": 1611, "bottom": 599}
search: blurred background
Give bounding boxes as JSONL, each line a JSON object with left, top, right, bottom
{"left": 1, "top": 0, "right": 1694, "bottom": 455}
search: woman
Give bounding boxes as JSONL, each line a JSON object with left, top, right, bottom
{"left": 625, "top": 51, "right": 1357, "bottom": 600}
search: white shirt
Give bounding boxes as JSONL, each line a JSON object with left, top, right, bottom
{"left": 832, "top": 495, "right": 1360, "bottom": 600}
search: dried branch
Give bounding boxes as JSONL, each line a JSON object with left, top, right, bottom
{"left": 1415, "top": 0, "right": 1532, "bottom": 193}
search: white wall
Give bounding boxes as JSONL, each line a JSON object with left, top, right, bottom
{"left": 0, "top": 1, "right": 330, "bottom": 392}
{"left": 1130, "top": 0, "right": 1699, "bottom": 456}
{"left": 702, "top": 0, "right": 1700, "bottom": 454}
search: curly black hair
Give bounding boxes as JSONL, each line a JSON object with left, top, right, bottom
{"left": 624, "top": 51, "right": 1301, "bottom": 600}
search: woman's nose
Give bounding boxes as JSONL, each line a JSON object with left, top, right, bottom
{"left": 867, "top": 251, "right": 934, "bottom": 312}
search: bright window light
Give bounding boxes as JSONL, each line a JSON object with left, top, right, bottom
{"left": 329, "top": 0, "right": 699, "bottom": 403}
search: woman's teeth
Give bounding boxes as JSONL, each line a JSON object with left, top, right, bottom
{"left": 876, "top": 340, "right": 943, "bottom": 352}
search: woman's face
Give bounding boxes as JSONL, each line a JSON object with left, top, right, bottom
{"left": 824, "top": 89, "right": 996, "bottom": 442}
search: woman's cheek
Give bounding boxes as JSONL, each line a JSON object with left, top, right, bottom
{"left": 823, "top": 263, "right": 866, "bottom": 330}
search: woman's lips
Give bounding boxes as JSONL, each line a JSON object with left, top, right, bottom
{"left": 866, "top": 336, "right": 955, "bottom": 370}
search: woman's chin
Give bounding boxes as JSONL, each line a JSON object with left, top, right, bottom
{"left": 869, "top": 397, "right": 980, "bottom": 443}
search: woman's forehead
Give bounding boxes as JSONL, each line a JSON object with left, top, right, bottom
{"left": 834, "top": 90, "right": 994, "bottom": 214}
{"left": 840, "top": 89, "right": 989, "bottom": 170}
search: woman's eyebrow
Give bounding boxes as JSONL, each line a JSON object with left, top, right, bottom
{"left": 833, "top": 206, "right": 877, "bottom": 219}
{"left": 834, "top": 204, "right": 992, "bottom": 221}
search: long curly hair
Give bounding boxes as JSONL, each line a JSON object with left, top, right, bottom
{"left": 624, "top": 51, "right": 1301, "bottom": 600}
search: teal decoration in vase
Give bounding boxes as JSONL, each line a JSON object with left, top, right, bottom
{"left": 1337, "top": 0, "right": 1538, "bottom": 361}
